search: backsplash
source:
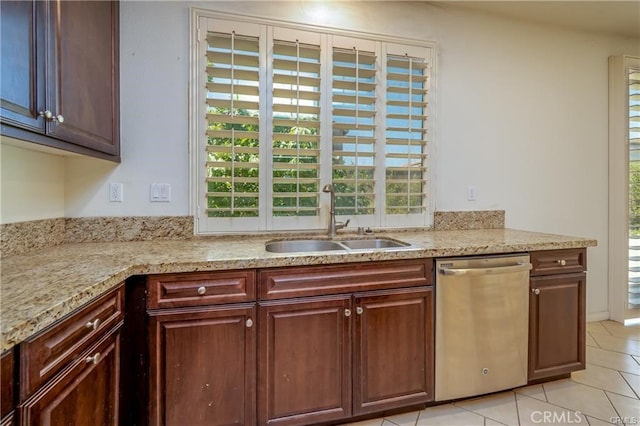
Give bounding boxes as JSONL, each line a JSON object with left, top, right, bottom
{"left": 0, "top": 218, "right": 66, "bottom": 258}
{"left": 1, "top": 211, "right": 504, "bottom": 257}
{"left": 65, "top": 216, "right": 193, "bottom": 243}
{"left": 433, "top": 210, "right": 505, "bottom": 230}
{"left": 1, "top": 216, "right": 193, "bottom": 257}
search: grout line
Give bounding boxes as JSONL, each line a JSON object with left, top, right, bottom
{"left": 568, "top": 371, "right": 637, "bottom": 400}
{"left": 618, "top": 371, "right": 640, "bottom": 399}
{"left": 539, "top": 382, "right": 620, "bottom": 425}
{"left": 600, "top": 321, "right": 615, "bottom": 336}
{"left": 588, "top": 331, "right": 603, "bottom": 349}
{"left": 541, "top": 383, "right": 550, "bottom": 403}
{"left": 603, "top": 390, "right": 624, "bottom": 425}
{"left": 513, "top": 391, "right": 522, "bottom": 426}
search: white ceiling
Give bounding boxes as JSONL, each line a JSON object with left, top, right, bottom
{"left": 433, "top": 1, "right": 640, "bottom": 39}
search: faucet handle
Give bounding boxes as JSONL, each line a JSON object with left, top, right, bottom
{"left": 336, "top": 219, "right": 350, "bottom": 230}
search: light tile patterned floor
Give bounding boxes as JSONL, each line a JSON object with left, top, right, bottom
{"left": 342, "top": 320, "right": 640, "bottom": 426}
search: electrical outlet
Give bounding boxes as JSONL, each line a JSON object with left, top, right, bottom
{"left": 467, "top": 185, "right": 477, "bottom": 201}
{"left": 109, "top": 183, "right": 123, "bottom": 202}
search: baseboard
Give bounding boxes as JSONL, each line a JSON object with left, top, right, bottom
{"left": 587, "top": 311, "right": 610, "bottom": 322}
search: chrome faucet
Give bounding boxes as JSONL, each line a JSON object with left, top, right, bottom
{"left": 322, "top": 184, "right": 350, "bottom": 237}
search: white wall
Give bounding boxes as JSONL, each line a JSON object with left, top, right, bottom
{"left": 0, "top": 138, "right": 66, "bottom": 223}
{"left": 2, "top": 1, "right": 638, "bottom": 318}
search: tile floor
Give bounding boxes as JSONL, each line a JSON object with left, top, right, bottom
{"left": 343, "top": 320, "right": 640, "bottom": 426}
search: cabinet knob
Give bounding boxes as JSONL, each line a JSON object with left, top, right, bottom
{"left": 532, "top": 288, "right": 540, "bottom": 295}
{"left": 39, "top": 110, "right": 64, "bottom": 123}
{"left": 557, "top": 259, "right": 567, "bottom": 266}
{"left": 246, "top": 318, "right": 253, "bottom": 328}
{"left": 344, "top": 309, "right": 352, "bottom": 317}
{"left": 85, "top": 352, "right": 101, "bottom": 365}
{"left": 356, "top": 307, "right": 364, "bottom": 315}
{"left": 85, "top": 318, "right": 101, "bottom": 330}
{"left": 197, "top": 286, "right": 206, "bottom": 295}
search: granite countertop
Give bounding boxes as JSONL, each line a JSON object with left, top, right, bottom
{"left": 0, "top": 228, "right": 597, "bottom": 352}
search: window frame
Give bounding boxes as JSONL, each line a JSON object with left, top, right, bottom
{"left": 189, "top": 8, "right": 437, "bottom": 234}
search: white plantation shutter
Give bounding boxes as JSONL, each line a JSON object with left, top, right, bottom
{"left": 271, "top": 34, "right": 322, "bottom": 218}
{"left": 332, "top": 41, "right": 377, "bottom": 217}
{"left": 385, "top": 47, "right": 430, "bottom": 216}
{"left": 205, "top": 30, "right": 261, "bottom": 218}
{"left": 194, "top": 13, "right": 435, "bottom": 233}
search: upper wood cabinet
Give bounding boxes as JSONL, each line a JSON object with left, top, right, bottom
{"left": 0, "top": 0, "right": 120, "bottom": 161}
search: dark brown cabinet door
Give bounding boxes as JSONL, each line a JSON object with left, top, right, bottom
{"left": 258, "top": 296, "right": 352, "bottom": 426}
{"left": 46, "top": 0, "right": 119, "bottom": 156}
{"left": 0, "top": 0, "right": 45, "bottom": 132}
{"left": 19, "top": 326, "right": 121, "bottom": 426}
{"left": 0, "top": 0, "right": 119, "bottom": 161}
{"left": 1, "top": 349, "right": 16, "bottom": 424}
{"left": 353, "top": 287, "right": 434, "bottom": 415}
{"left": 148, "top": 304, "right": 256, "bottom": 426}
{"left": 529, "top": 273, "right": 586, "bottom": 380}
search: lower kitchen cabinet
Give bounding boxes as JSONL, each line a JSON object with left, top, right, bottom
{"left": 354, "top": 288, "right": 434, "bottom": 415}
{"left": 1, "top": 349, "right": 16, "bottom": 426}
{"left": 258, "top": 286, "right": 434, "bottom": 426}
{"left": 148, "top": 304, "right": 257, "bottom": 426}
{"left": 19, "top": 326, "right": 121, "bottom": 425}
{"left": 258, "top": 296, "right": 352, "bottom": 426}
{"left": 528, "top": 249, "right": 586, "bottom": 381}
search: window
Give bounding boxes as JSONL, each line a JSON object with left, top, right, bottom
{"left": 192, "top": 12, "right": 435, "bottom": 233}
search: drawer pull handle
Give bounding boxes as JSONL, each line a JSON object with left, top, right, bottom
{"left": 557, "top": 259, "right": 567, "bottom": 266}
{"left": 85, "top": 352, "right": 101, "bottom": 365}
{"left": 86, "top": 318, "right": 101, "bottom": 330}
{"left": 532, "top": 288, "right": 540, "bottom": 295}
{"left": 246, "top": 319, "right": 253, "bottom": 328}
{"left": 356, "top": 307, "right": 364, "bottom": 315}
{"left": 197, "top": 286, "right": 206, "bottom": 295}
{"left": 344, "top": 309, "right": 351, "bottom": 317}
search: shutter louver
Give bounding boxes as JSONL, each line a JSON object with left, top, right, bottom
{"left": 385, "top": 54, "right": 429, "bottom": 215}
{"left": 332, "top": 47, "right": 377, "bottom": 216}
{"left": 630, "top": 70, "right": 640, "bottom": 157}
{"left": 205, "top": 32, "right": 260, "bottom": 217}
{"left": 272, "top": 39, "right": 322, "bottom": 216}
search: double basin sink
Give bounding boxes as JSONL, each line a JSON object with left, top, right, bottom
{"left": 265, "top": 237, "right": 412, "bottom": 253}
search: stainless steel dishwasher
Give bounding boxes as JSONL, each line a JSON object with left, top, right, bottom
{"left": 435, "top": 254, "right": 532, "bottom": 401}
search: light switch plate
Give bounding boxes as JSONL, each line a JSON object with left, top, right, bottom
{"left": 150, "top": 183, "right": 171, "bottom": 202}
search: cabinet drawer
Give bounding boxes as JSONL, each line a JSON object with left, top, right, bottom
{"left": 19, "top": 324, "right": 121, "bottom": 426}
{"left": 147, "top": 270, "right": 256, "bottom": 309}
{"left": 259, "top": 259, "right": 433, "bottom": 300}
{"left": 530, "top": 249, "right": 586, "bottom": 276}
{"left": 20, "top": 284, "right": 124, "bottom": 399}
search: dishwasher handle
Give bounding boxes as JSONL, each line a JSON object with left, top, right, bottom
{"left": 439, "top": 262, "right": 532, "bottom": 276}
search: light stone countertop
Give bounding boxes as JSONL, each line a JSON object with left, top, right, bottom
{"left": 0, "top": 228, "right": 597, "bottom": 352}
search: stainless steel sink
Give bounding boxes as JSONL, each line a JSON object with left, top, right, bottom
{"left": 265, "top": 240, "right": 344, "bottom": 253}
{"left": 339, "top": 238, "right": 410, "bottom": 250}
{"left": 265, "top": 238, "right": 412, "bottom": 253}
